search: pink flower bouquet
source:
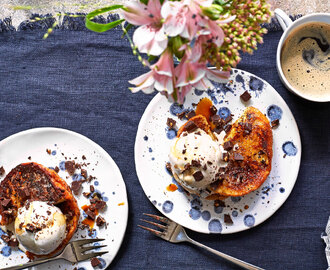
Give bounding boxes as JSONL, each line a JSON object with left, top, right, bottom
{"left": 86, "top": 0, "right": 272, "bottom": 103}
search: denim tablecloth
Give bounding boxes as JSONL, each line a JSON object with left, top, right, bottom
{"left": 0, "top": 15, "right": 329, "bottom": 270}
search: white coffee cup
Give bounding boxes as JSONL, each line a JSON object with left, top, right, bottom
{"left": 275, "top": 9, "right": 330, "bottom": 102}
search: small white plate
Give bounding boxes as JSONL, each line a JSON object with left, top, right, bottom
{"left": 135, "top": 68, "right": 301, "bottom": 234}
{"left": 0, "top": 127, "right": 128, "bottom": 269}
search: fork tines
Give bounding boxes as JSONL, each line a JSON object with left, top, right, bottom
{"left": 138, "top": 213, "right": 169, "bottom": 237}
{"left": 72, "top": 238, "right": 109, "bottom": 261}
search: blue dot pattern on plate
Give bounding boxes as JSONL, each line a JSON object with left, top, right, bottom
{"left": 143, "top": 135, "right": 148, "bottom": 141}
{"left": 190, "top": 197, "right": 203, "bottom": 210}
{"left": 244, "top": 214, "right": 255, "bottom": 227}
{"left": 162, "top": 200, "right": 174, "bottom": 213}
{"left": 232, "top": 210, "right": 238, "bottom": 217}
{"left": 282, "top": 141, "right": 298, "bottom": 156}
{"left": 208, "top": 219, "right": 222, "bottom": 233}
{"left": 148, "top": 147, "right": 152, "bottom": 152}
{"left": 166, "top": 128, "right": 177, "bottom": 140}
{"left": 72, "top": 173, "right": 82, "bottom": 181}
{"left": 170, "top": 103, "right": 185, "bottom": 115}
{"left": 51, "top": 150, "right": 56, "bottom": 155}
{"left": 249, "top": 76, "right": 264, "bottom": 92}
{"left": 201, "top": 211, "right": 211, "bottom": 221}
{"left": 231, "top": 196, "right": 241, "bottom": 203}
{"left": 78, "top": 268, "right": 86, "bottom": 270}
{"left": 279, "top": 187, "right": 285, "bottom": 193}
{"left": 94, "top": 181, "right": 99, "bottom": 186}
{"left": 216, "top": 83, "right": 234, "bottom": 95}
{"left": 207, "top": 89, "right": 219, "bottom": 104}
{"left": 235, "top": 74, "right": 245, "bottom": 89}
{"left": 267, "top": 105, "right": 283, "bottom": 121}
{"left": 214, "top": 204, "right": 223, "bottom": 214}
{"left": 194, "top": 89, "right": 204, "bottom": 96}
{"left": 1, "top": 246, "right": 11, "bottom": 257}
{"left": 97, "top": 258, "right": 107, "bottom": 269}
{"left": 59, "top": 161, "right": 66, "bottom": 171}
{"left": 189, "top": 208, "right": 201, "bottom": 220}
{"left": 217, "top": 107, "right": 231, "bottom": 119}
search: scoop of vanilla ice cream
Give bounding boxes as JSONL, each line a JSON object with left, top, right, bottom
{"left": 15, "top": 201, "right": 66, "bottom": 255}
{"left": 169, "top": 128, "right": 226, "bottom": 193}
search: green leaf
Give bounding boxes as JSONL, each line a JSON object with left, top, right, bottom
{"left": 85, "top": 5, "right": 125, "bottom": 33}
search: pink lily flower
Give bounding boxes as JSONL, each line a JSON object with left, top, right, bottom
{"left": 121, "top": 0, "right": 167, "bottom": 56}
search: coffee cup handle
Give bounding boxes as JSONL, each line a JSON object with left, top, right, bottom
{"left": 274, "top": 9, "right": 293, "bottom": 31}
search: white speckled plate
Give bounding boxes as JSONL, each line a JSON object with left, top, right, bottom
{"left": 0, "top": 128, "right": 128, "bottom": 269}
{"left": 135, "top": 68, "right": 301, "bottom": 234}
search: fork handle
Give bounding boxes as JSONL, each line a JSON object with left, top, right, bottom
{"left": 1, "top": 257, "right": 60, "bottom": 270}
{"left": 187, "top": 238, "right": 264, "bottom": 270}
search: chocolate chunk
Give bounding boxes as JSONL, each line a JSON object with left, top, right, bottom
{"left": 85, "top": 209, "right": 96, "bottom": 220}
{"left": 210, "top": 114, "right": 221, "bottom": 125}
{"left": 224, "top": 124, "right": 232, "bottom": 133}
{"left": 195, "top": 131, "right": 201, "bottom": 136}
{"left": 191, "top": 160, "right": 201, "bottom": 168}
{"left": 222, "top": 152, "right": 229, "bottom": 162}
{"left": 71, "top": 181, "right": 82, "bottom": 195}
{"left": 0, "top": 166, "right": 5, "bottom": 176}
{"left": 223, "top": 141, "right": 233, "bottom": 151}
{"left": 89, "top": 204, "right": 96, "bottom": 212}
{"left": 1, "top": 198, "right": 11, "bottom": 208}
{"left": 213, "top": 126, "right": 223, "bottom": 134}
{"left": 203, "top": 164, "right": 207, "bottom": 170}
{"left": 90, "top": 185, "right": 95, "bottom": 193}
{"left": 233, "top": 153, "right": 244, "bottom": 161}
{"left": 91, "top": 257, "right": 101, "bottom": 267}
{"left": 242, "top": 122, "right": 252, "bottom": 136}
{"left": 224, "top": 115, "right": 232, "bottom": 124}
{"left": 165, "top": 162, "right": 172, "bottom": 175}
{"left": 46, "top": 149, "right": 51, "bottom": 155}
{"left": 182, "top": 149, "right": 186, "bottom": 154}
{"left": 1, "top": 234, "right": 10, "bottom": 243}
{"left": 83, "top": 192, "right": 91, "bottom": 198}
{"left": 207, "top": 161, "right": 213, "bottom": 165}
{"left": 224, "top": 214, "right": 234, "bottom": 225}
{"left": 25, "top": 223, "right": 38, "bottom": 233}
{"left": 166, "top": 118, "right": 176, "bottom": 129}
{"left": 65, "top": 161, "right": 76, "bottom": 175}
{"left": 82, "top": 155, "right": 87, "bottom": 160}
{"left": 240, "top": 90, "right": 251, "bottom": 102}
{"left": 271, "top": 119, "right": 279, "bottom": 128}
{"left": 96, "top": 215, "right": 106, "bottom": 227}
{"left": 193, "top": 171, "right": 204, "bottom": 182}
{"left": 19, "top": 188, "right": 30, "bottom": 199}
{"left": 185, "top": 110, "right": 196, "bottom": 120}
{"left": 81, "top": 169, "right": 88, "bottom": 179}
{"left": 95, "top": 200, "right": 106, "bottom": 210}
{"left": 8, "top": 238, "right": 19, "bottom": 247}
{"left": 54, "top": 166, "right": 60, "bottom": 173}
{"left": 210, "top": 105, "right": 217, "bottom": 115}
{"left": 177, "top": 111, "right": 186, "bottom": 120}
{"left": 185, "top": 121, "right": 198, "bottom": 133}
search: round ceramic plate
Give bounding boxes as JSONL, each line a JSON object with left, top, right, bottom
{"left": 0, "top": 128, "right": 128, "bottom": 269}
{"left": 135, "top": 68, "right": 301, "bottom": 234}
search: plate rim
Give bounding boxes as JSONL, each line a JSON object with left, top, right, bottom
{"left": 134, "top": 68, "right": 302, "bottom": 234}
{"left": 0, "top": 127, "right": 129, "bottom": 267}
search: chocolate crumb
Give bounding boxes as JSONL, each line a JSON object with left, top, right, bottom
{"left": 271, "top": 119, "right": 280, "bottom": 128}
{"left": 191, "top": 160, "right": 201, "bottom": 168}
{"left": 81, "top": 169, "right": 88, "bottom": 179}
{"left": 185, "top": 121, "right": 198, "bottom": 133}
{"left": 224, "top": 214, "right": 233, "bottom": 224}
{"left": 28, "top": 156, "right": 31, "bottom": 160}
{"left": 240, "top": 90, "right": 251, "bottom": 102}
{"left": 54, "top": 166, "right": 60, "bottom": 173}
{"left": 46, "top": 149, "right": 51, "bottom": 155}
{"left": 95, "top": 200, "right": 107, "bottom": 210}
{"left": 167, "top": 118, "right": 176, "bottom": 130}
{"left": 85, "top": 209, "right": 96, "bottom": 220}
{"left": 90, "top": 185, "right": 95, "bottom": 193}
{"left": 91, "top": 257, "right": 101, "bottom": 267}
{"left": 224, "top": 124, "right": 232, "bottom": 133}
{"left": 82, "top": 155, "right": 86, "bottom": 160}
{"left": 8, "top": 238, "right": 19, "bottom": 247}
{"left": 96, "top": 216, "right": 106, "bottom": 227}
{"left": 1, "top": 198, "right": 11, "bottom": 208}
{"left": 193, "top": 171, "right": 204, "bottom": 181}
{"left": 0, "top": 166, "right": 5, "bottom": 176}
{"left": 1, "top": 235, "right": 10, "bottom": 243}
{"left": 233, "top": 153, "right": 244, "bottom": 161}
{"left": 210, "top": 105, "right": 217, "bottom": 115}
{"left": 165, "top": 162, "right": 172, "bottom": 175}
{"left": 223, "top": 141, "right": 233, "bottom": 151}
{"left": 185, "top": 110, "right": 196, "bottom": 120}
{"left": 65, "top": 161, "right": 76, "bottom": 175}
{"left": 182, "top": 149, "right": 186, "bottom": 154}
{"left": 71, "top": 181, "right": 82, "bottom": 195}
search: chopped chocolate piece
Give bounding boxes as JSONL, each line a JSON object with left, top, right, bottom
{"left": 240, "top": 90, "right": 251, "bottom": 102}
{"left": 90, "top": 185, "right": 95, "bottom": 193}
{"left": 91, "top": 257, "right": 101, "bottom": 267}
{"left": 213, "top": 126, "right": 223, "bottom": 134}
{"left": 54, "top": 166, "right": 60, "bottom": 173}
{"left": 81, "top": 169, "right": 88, "bottom": 179}
{"left": 19, "top": 188, "right": 30, "bottom": 199}
{"left": 0, "top": 166, "right": 5, "bottom": 176}
{"left": 243, "top": 122, "right": 252, "bottom": 136}
{"left": 82, "top": 155, "right": 87, "bottom": 160}
{"left": 1, "top": 198, "right": 11, "bottom": 208}
{"left": 85, "top": 209, "right": 96, "bottom": 220}
{"left": 182, "top": 149, "right": 186, "bottom": 154}
{"left": 46, "top": 149, "right": 51, "bottom": 155}
{"left": 224, "top": 114, "right": 232, "bottom": 124}
{"left": 191, "top": 160, "right": 201, "bottom": 167}
{"left": 195, "top": 131, "right": 201, "bottom": 136}
{"left": 210, "top": 105, "right": 217, "bottom": 115}
{"left": 185, "top": 121, "right": 198, "bottom": 133}
{"left": 28, "top": 156, "right": 31, "bottom": 160}
{"left": 1, "top": 234, "right": 10, "bottom": 243}
{"left": 203, "top": 164, "right": 207, "bottom": 170}
{"left": 25, "top": 223, "right": 38, "bottom": 233}
{"left": 224, "top": 214, "right": 234, "bottom": 225}
{"left": 185, "top": 110, "right": 196, "bottom": 120}
{"left": 8, "top": 238, "right": 19, "bottom": 247}
{"left": 271, "top": 119, "right": 280, "bottom": 128}
{"left": 223, "top": 141, "right": 233, "bottom": 151}
{"left": 207, "top": 161, "right": 213, "bottom": 165}
{"left": 96, "top": 215, "right": 106, "bottom": 227}
{"left": 71, "top": 181, "right": 82, "bottom": 195}
{"left": 184, "top": 163, "right": 191, "bottom": 171}
{"left": 224, "top": 124, "right": 232, "bottom": 133}
{"left": 65, "top": 161, "right": 76, "bottom": 175}
{"left": 222, "top": 152, "right": 229, "bottom": 162}
{"left": 83, "top": 192, "right": 91, "bottom": 198}
{"left": 89, "top": 204, "right": 96, "bottom": 211}
{"left": 166, "top": 118, "right": 176, "bottom": 129}
{"left": 210, "top": 114, "right": 221, "bottom": 125}
{"left": 233, "top": 153, "right": 244, "bottom": 161}
{"left": 95, "top": 200, "right": 107, "bottom": 210}
{"left": 177, "top": 111, "right": 186, "bottom": 120}
{"left": 193, "top": 171, "right": 204, "bottom": 182}
{"left": 87, "top": 175, "right": 96, "bottom": 182}
{"left": 165, "top": 162, "right": 172, "bottom": 175}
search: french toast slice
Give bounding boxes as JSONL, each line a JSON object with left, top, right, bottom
{"left": 0, "top": 162, "right": 80, "bottom": 257}
{"left": 213, "top": 106, "right": 273, "bottom": 197}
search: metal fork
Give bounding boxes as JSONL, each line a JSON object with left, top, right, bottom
{"left": 139, "top": 213, "right": 264, "bottom": 270}
{"left": 1, "top": 239, "right": 108, "bottom": 270}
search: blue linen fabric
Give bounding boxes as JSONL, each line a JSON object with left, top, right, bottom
{"left": 0, "top": 15, "right": 329, "bottom": 270}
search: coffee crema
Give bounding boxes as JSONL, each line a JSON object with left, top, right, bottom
{"left": 281, "top": 21, "right": 330, "bottom": 100}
